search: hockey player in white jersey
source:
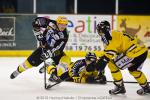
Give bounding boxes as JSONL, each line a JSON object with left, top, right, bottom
{"left": 10, "top": 16, "right": 71, "bottom": 82}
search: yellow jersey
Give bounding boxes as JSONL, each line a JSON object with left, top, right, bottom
{"left": 103, "top": 30, "right": 147, "bottom": 60}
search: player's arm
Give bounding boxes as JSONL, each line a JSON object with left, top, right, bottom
{"left": 71, "top": 59, "right": 85, "bottom": 76}
{"left": 32, "top": 17, "right": 56, "bottom": 58}
{"left": 32, "top": 17, "right": 49, "bottom": 45}
{"left": 32, "top": 17, "right": 55, "bottom": 41}
{"left": 93, "top": 38, "right": 118, "bottom": 71}
{"left": 95, "top": 55, "right": 109, "bottom": 71}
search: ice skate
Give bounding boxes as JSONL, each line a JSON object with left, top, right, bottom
{"left": 137, "top": 83, "right": 150, "bottom": 95}
{"left": 109, "top": 82, "right": 126, "bottom": 94}
{"left": 48, "top": 73, "right": 61, "bottom": 83}
{"left": 48, "top": 68, "right": 61, "bottom": 82}
{"left": 10, "top": 70, "right": 20, "bottom": 79}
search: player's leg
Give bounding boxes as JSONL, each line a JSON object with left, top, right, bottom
{"left": 108, "top": 62, "right": 126, "bottom": 94}
{"left": 49, "top": 62, "right": 75, "bottom": 82}
{"left": 48, "top": 53, "right": 71, "bottom": 82}
{"left": 55, "top": 54, "right": 71, "bottom": 76}
{"left": 39, "top": 58, "right": 55, "bottom": 74}
{"left": 71, "top": 65, "right": 87, "bottom": 83}
{"left": 128, "top": 51, "right": 150, "bottom": 94}
{"left": 46, "top": 52, "right": 66, "bottom": 77}
{"left": 10, "top": 47, "right": 43, "bottom": 79}
{"left": 129, "top": 70, "right": 150, "bottom": 94}
{"left": 46, "top": 64, "right": 62, "bottom": 82}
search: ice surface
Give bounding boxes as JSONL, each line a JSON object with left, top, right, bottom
{"left": 0, "top": 57, "right": 150, "bottom": 100}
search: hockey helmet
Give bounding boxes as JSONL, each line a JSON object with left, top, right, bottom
{"left": 85, "top": 52, "right": 97, "bottom": 62}
{"left": 96, "top": 20, "right": 110, "bottom": 35}
{"left": 56, "top": 16, "right": 68, "bottom": 31}
{"left": 56, "top": 16, "right": 68, "bottom": 25}
{"left": 96, "top": 20, "right": 112, "bottom": 45}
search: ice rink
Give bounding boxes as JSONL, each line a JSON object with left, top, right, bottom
{"left": 0, "top": 57, "right": 150, "bottom": 100}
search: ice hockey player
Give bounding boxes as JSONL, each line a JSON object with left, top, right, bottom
{"left": 70, "top": 52, "right": 107, "bottom": 84}
{"left": 96, "top": 20, "right": 150, "bottom": 95}
{"left": 46, "top": 52, "right": 107, "bottom": 84}
{"left": 10, "top": 16, "right": 71, "bottom": 81}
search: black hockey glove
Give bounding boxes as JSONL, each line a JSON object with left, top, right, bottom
{"left": 95, "top": 56, "right": 109, "bottom": 71}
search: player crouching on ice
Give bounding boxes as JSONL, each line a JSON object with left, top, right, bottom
{"left": 96, "top": 20, "right": 150, "bottom": 95}
{"left": 10, "top": 16, "right": 71, "bottom": 83}
{"left": 41, "top": 52, "right": 107, "bottom": 84}
{"left": 70, "top": 52, "right": 107, "bottom": 84}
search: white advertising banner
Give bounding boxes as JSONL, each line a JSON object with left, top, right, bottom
{"left": 38, "top": 14, "right": 113, "bottom": 51}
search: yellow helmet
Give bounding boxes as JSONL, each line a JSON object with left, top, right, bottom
{"left": 56, "top": 16, "right": 68, "bottom": 25}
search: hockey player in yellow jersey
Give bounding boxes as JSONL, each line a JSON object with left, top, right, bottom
{"left": 96, "top": 20, "right": 150, "bottom": 95}
{"left": 69, "top": 52, "right": 107, "bottom": 84}
{"left": 45, "top": 52, "right": 107, "bottom": 84}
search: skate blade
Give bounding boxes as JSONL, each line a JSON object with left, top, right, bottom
{"left": 109, "top": 90, "right": 126, "bottom": 95}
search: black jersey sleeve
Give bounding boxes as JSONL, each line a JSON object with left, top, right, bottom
{"left": 72, "top": 59, "right": 86, "bottom": 76}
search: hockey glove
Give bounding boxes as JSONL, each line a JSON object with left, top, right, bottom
{"left": 95, "top": 56, "right": 109, "bottom": 71}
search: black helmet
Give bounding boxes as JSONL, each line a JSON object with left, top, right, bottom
{"left": 85, "top": 52, "right": 97, "bottom": 62}
{"left": 97, "top": 20, "right": 110, "bottom": 35}
{"left": 96, "top": 20, "right": 112, "bottom": 45}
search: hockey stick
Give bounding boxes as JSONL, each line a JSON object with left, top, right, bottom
{"left": 43, "top": 58, "right": 48, "bottom": 89}
{"left": 41, "top": 48, "right": 48, "bottom": 89}
{"left": 107, "top": 81, "right": 150, "bottom": 83}
{"left": 45, "top": 75, "right": 75, "bottom": 89}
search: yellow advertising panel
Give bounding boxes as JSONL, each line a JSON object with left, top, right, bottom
{"left": 116, "top": 15, "right": 150, "bottom": 58}
{"left": 116, "top": 15, "right": 150, "bottom": 46}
